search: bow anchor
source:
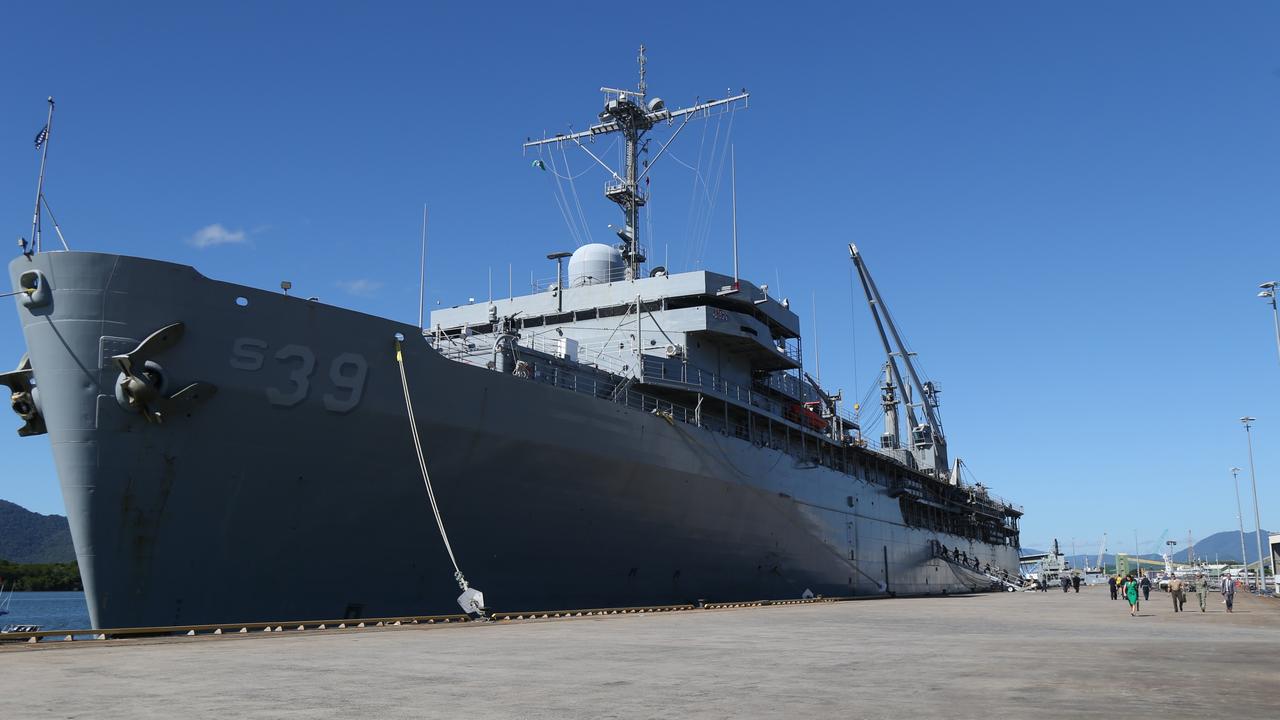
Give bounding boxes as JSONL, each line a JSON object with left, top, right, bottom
{"left": 112, "top": 322, "right": 216, "bottom": 423}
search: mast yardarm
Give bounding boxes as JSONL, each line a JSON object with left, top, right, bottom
{"left": 524, "top": 47, "right": 748, "bottom": 278}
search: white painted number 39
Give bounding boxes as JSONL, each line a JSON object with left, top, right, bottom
{"left": 231, "top": 338, "right": 368, "bottom": 413}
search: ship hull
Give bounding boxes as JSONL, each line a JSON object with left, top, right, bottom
{"left": 9, "top": 252, "right": 1019, "bottom": 629}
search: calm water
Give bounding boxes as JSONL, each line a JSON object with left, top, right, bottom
{"left": 1, "top": 591, "right": 91, "bottom": 630}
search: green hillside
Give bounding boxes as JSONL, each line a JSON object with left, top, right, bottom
{"left": 0, "top": 499, "right": 76, "bottom": 564}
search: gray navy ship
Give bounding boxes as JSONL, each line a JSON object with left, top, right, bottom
{"left": 4, "top": 52, "right": 1022, "bottom": 629}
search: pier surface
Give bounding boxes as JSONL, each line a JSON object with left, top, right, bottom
{"left": 3, "top": 588, "right": 1277, "bottom": 719}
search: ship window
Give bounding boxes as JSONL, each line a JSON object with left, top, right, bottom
{"left": 235, "top": 296, "right": 249, "bottom": 307}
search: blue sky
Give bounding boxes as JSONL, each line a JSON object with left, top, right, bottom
{"left": 1, "top": 2, "right": 1277, "bottom": 557}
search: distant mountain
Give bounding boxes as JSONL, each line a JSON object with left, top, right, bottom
{"left": 1046, "top": 530, "right": 1274, "bottom": 569}
{"left": 1172, "top": 530, "right": 1272, "bottom": 564}
{"left": 0, "top": 499, "right": 75, "bottom": 564}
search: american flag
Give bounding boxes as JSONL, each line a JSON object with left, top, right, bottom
{"left": 34, "top": 125, "right": 48, "bottom": 149}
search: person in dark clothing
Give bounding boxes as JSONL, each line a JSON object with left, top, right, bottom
{"left": 953, "top": 547, "right": 959, "bottom": 561}
{"left": 1060, "top": 576, "right": 1070, "bottom": 593}
{"left": 1071, "top": 574, "right": 1081, "bottom": 593}
{"left": 1140, "top": 576, "right": 1151, "bottom": 600}
{"left": 1107, "top": 575, "right": 1118, "bottom": 600}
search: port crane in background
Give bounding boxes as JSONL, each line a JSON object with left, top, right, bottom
{"left": 1087, "top": 533, "right": 1107, "bottom": 573}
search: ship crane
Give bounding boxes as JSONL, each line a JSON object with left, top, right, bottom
{"left": 848, "top": 244, "right": 950, "bottom": 480}
{"left": 802, "top": 371, "right": 856, "bottom": 442}
{"left": 523, "top": 45, "right": 749, "bottom": 279}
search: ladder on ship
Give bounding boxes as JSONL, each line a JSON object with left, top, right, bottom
{"left": 933, "top": 549, "right": 1021, "bottom": 592}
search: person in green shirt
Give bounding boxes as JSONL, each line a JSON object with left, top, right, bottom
{"left": 1123, "top": 574, "right": 1140, "bottom": 616}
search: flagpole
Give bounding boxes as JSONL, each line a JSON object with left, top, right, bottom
{"left": 30, "top": 97, "right": 55, "bottom": 253}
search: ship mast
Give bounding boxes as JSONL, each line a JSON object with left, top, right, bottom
{"left": 523, "top": 46, "right": 749, "bottom": 279}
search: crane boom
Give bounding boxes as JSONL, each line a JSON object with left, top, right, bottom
{"left": 848, "top": 243, "right": 949, "bottom": 477}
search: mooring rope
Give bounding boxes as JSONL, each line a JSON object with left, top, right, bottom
{"left": 394, "top": 340, "right": 471, "bottom": 594}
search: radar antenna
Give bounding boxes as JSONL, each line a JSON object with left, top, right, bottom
{"left": 524, "top": 46, "right": 749, "bottom": 279}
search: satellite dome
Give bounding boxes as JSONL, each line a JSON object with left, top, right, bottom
{"left": 567, "top": 243, "right": 624, "bottom": 287}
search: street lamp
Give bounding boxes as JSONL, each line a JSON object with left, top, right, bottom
{"left": 1240, "top": 417, "right": 1267, "bottom": 593}
{"left": 1231, "top": 467, "right": 1249, "bottom": 577}
{"left": 1260, "top": 281, "right": 1280, "bottom": 367}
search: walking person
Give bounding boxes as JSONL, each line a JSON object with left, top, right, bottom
{"left": 1168, "top": 576, "right": 1183, "bottom": 612}
{"left": 1061, "top": 576, "right": 1070, "bottom": 593}
{"left": 1140, "top": 575, "right": 1151, "bottom": 601}
{"left": 1108, "top": 575, "right": 1118, "bottom": 600}
{"left": 1221, "top": 572, "right": 1236, "bottom": 613}
{"left": 1193, "top": 574, "right": 1209, "bottom": 612}
{"left": 1123, "top": 574, "right": 1139, "bottom": 616}
{"left": 1071, "top": 574, "right": 1081, "bottom": 593}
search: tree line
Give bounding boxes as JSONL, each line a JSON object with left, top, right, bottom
{"left": 0, "top": 559, "right": 83, "bottom": 591}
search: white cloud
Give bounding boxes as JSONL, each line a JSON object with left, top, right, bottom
{"left": 188, "top": 223, "right": 247, "bottom": 248}
{"left": 336, "top": 278, "right": 384, "bottom": 297}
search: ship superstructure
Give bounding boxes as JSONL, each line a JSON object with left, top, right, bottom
{"left": 4, "top": 51, "right": 1022, "bottom": 629}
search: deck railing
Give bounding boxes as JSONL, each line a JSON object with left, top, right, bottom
{"left": 426, "top": 333, "right": 1027, "bottom": 519}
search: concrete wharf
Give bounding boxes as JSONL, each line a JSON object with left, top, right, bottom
{"left": 3, "top": 588, "right": 1277, "bottom": 719}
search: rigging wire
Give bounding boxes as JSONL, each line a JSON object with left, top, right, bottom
{"left": 693, "top": 108, "right": 738, "bottom": 270}
{"left": 542, "top": 147, "right": 583, "bottom": 247}
{"left": 685, "top": 109, "right": 725, "bottom": 270}
{"left": 681, "top": 113, "right": 712, "bottom": 270}
{"left": 560, "top": 142, "right": 594, "bottom": 245}
{"left": 543, "top": 136, "right": 617, "bottom": 181}
{"left": 689, "top": 111, "right": 725, "bottom": 267}
{"left": 544, "top": 163, "right": 594, "bottom": 181}
{"left": 878, "top": 301, "right": 945, "bottom": 430}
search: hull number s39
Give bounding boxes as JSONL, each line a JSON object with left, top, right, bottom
{"left": 230, "top": 338, "right": 368, "bottom": 412}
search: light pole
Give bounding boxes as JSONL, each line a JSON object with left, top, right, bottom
{"left": 1231, "top": 467, "right": 1249, "bottom": 576}
{"left": 1241, "top": 417, "right": 1267, "bottom": 593}
{"left": 1259, "top": 281, "right": 1280, "bottom": 367}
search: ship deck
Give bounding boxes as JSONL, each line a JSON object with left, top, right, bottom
{"left": 3, "top": 589, "right": 1278, "bottom": 718}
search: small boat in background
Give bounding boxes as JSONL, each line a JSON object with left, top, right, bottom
{"left": 0, "top": 581, "right": 14, "bottom": 616}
